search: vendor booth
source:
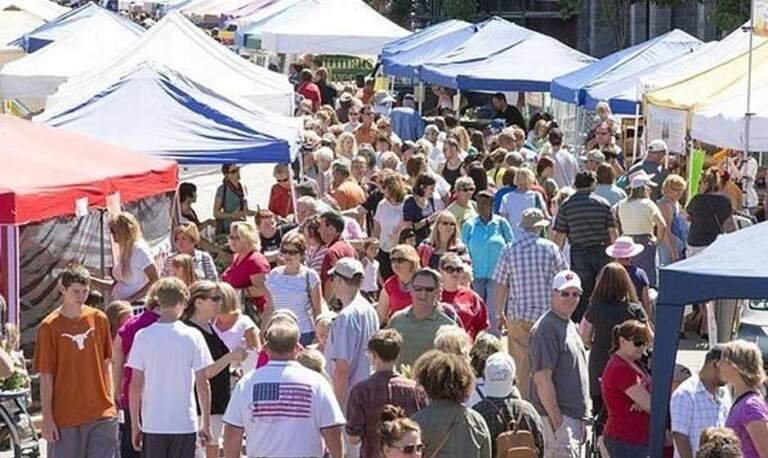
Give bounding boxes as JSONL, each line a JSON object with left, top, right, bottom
{"left": 38, "top": 62, "right": 300, "bottom": 163}
{"left": 0, "top": 9, "right": 144, "bottom": 104}
{"left": 44, "top": 11, "right": 294, "bottom": 116}
{"left": 651, "top": 221, "right": 768, "bottom": 457}
{"left": 0, "top": 115, "right": 177, "bottom": 341}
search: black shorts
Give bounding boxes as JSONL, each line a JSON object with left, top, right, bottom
{"left": 142, "top": 432, "right": 196, "bottom": 458}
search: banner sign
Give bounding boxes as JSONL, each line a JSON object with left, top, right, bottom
{"left": 645, "top": 104, "right": 688, "bottom": 154}
{"left": 755, "top": 0, "right": 768, "bottom": 37}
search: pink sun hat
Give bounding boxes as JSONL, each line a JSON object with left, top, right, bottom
{"left": 605, "top": 236, "right": 645, "bottom": 259}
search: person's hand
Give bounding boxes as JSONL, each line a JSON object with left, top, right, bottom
{"left": 629, "top": 403, "right": 643, "bottom": 412}
{"left": 229, "top": 348, "right": 247, "bottom": 364}
{"left": 550, "top": 413, "right": 563, "bottom": 432}
{"left": 497, "top": 315, "right": 507, "bottom": 334}
{"left": 42, "top": 418, "right": 59, "bottom": 443}
{"left": 198, "top": 424, "right": 212, "bottom": 448}
{"left": 132, "top": 424, "right": 143, "bottom": 451}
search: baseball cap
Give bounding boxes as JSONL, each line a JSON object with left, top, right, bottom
{"left": 484, "top": 352, "right": 517, "bottom": 398}
{"left": 327, "top": 257, "right": 364, "bottom": 279}
{"left": 553, "top": 270, "right": 582, "bottom": 292}
{"left": 629, "top": 170, "right": 656, "bottom": 189}
{"left": 648, "top": 139, "right": 668, "bottom": 154}
{"left": 582, "top": 149, "right": 606, "bottom": 164}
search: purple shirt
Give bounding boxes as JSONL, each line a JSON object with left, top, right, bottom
{"left": 117, "top": 309, "right": 160, "bottom": 408}
{"left": 726, "top": 391, "right": 768, "bottom": 458}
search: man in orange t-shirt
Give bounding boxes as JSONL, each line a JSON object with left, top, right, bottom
{"left": 330, "top": 161, "right": 366, "bottom": 211}
{"left": 34, "top": 265, "right": 117, "bottom": 457}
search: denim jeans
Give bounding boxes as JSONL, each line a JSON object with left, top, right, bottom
{"left": 300, "top": 331, "right": 316, "bottom": 347}
{"left": 472, "top": 277, "right": 498, "bottom": 335}
{"left": 570, "top": 245, "right": 610, "bottom": 323}
{"left": 603, "top": 437, "right": 649, "bottom": 458}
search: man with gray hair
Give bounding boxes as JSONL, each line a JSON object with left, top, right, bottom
{"left": 223, "top": 319, "right": 345, "bottom": 458}
{"left": 626, "top": 139, "right": 669, "bottom": 200}
{"left": 387, "top": 268, "right": 456, "bottom": 367}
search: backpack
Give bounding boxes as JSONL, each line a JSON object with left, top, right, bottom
{"left": 494, "top": 403, "right": 538, "bottom": 458}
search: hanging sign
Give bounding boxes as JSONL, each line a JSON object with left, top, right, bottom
{"left": 755, "top": 0, "right": 768, "bottom": 37}
{"left": 645, "top": 104, "right": 688, "bottom": 154}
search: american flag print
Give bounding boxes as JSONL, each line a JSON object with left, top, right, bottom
{"left": 250, "top": 382, "right": 313, "bottom": 419}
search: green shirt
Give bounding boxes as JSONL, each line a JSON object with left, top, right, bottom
{"left": 412, "top": 401, "right": 492, "bottom": 458}
{"left": 447, "top": 200, "right": 478, "bottom": 227}
{"left": 388, "top": 307, "right": 454, "bottom": 368}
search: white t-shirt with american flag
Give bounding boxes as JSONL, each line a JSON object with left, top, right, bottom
{"left": 224, "top": 359, "right": 345, "bottom": 457}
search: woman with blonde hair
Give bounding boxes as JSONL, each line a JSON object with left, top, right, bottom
{"left": 377, "top": 244, "right": 419, "bottom": 325}
{"left": 336, "top": 131, "right": 357, "bottom": 160}
{"left": 373, "top": 171, "right": 407, "bottom": 279}
{"left": 721, "top": 340, "right": 768, "bottom": 458}
{"left": 213, "top": 282, "right": 260, "bottom": 353}
{"left": 105, "top": 300, "right": 133, "bottom": 339}
{"left": 108, "top": 211, "right": 158, "bottom": 302}
{"left": 221, "top": 221, "right": 270, "bottom": 321}
{"left": 184, "top": 281, "right": 246, "bottom": 458}
{"left": 162, "top": 223, "right": 218, "bottom": 281}
{"left": 658, "top": 174, "right": 688, "bottom": 266}
{"left": 417, "top": 211, "right": 469, "bottom": 270}
{"left": 434, "top": 325, "right": 472, "bottom": 358}
{"left": 499, "top": 167, "right": 549, "bottom": 238}
{"left": 169, "top": 254, "right": 197, "bottom": 286}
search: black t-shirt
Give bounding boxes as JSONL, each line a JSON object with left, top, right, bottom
{"left": 185, "top": 321, "right": 231, "bottom": 415}
{"left": 498, "top": 105, "right": 526, "bottom": 131}
{"left": 686, "top": 193, "right": 732, "bottom": 247}
{"left": 260, "top": 223, "right": 298, "bottom": 259}
{"left": 585, "top": 301, "right": 647, "bottom": 397}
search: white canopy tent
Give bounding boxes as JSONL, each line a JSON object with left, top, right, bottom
{"left": 0, "top": 10, "right": 40, "bottom": 67}
{"left": 0, "top": 10, "right": 143, "bottom": 102}
{"left": 690, "top": 83, "right": 768, "bottom": 151}
{"left": 258, "top": 0, "right": 409, "bottom": 55}
{"left": 45, "top": 11, "right": 294, "bottom": 116}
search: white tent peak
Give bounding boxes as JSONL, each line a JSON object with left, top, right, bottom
{"left": 0, "top": 0, "right": 68, "bottom": 20}
{"left": 45, "top": 10, "right": 293, "bottom": 115}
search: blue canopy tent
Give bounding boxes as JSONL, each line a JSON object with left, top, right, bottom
{"left": 37, "top": 62, "right": 299, "bottom": 164}
{"left": 550, "top": 29, "right": 702, "bottom": 114}
{"left": 381, "top": 19, "right": 474, "bottom": 79}
{"left": 8, "top": 2, "right": 143, "bottom": 53}
{"left": 650, "top": 221, "right": 768, "bottom": 457}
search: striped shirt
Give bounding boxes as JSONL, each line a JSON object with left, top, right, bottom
{"left": 265, "top": 266, "right": 320, "bottom": 334}
{"left": 492, "top": 233, "right": 568, "bottom": 322}
{"left": 553, "top": 190, "right": 615, "bottom": 247}
{"left": 162, "top": 249, "right": 218, "bottom": 281}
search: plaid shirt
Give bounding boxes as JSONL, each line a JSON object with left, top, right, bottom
{"left": 670, "top": 375, "right": 731, "bottom": 457}
{"left": 492, "top": 233, "right": 567, "bottom": 322}
{"left": 162, "top": 249, "right": 218, "bottom": 281}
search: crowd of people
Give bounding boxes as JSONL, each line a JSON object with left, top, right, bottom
{"left": 28, "top": 74, "right": 768, "bottom": 458}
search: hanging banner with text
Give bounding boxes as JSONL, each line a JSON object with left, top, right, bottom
{"left": 645, "top": 104, "right": 689, "bottom": 154}
{"left": 687, "top": 148, "right": 706, "bottom": 202}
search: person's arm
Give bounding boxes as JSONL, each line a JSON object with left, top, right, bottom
{"left": 125, "top": 264, "right": 159, "bottom": 303}
{"left": 320, "top": 425, "right": 344, "bottom": 458}
{"left": 129, "top": 369, "right": 144, "bottom": 451}
{"left": 195, "top": 369, "right": 212, "bottom": 447}
{"left": 204, "top": 349, "right": 246, "bottom": 379}
{"left": 103, "top": 358, "right": 114, "bottom": 406}
{"left": 640, "top": 287, "right": 653, "bottom": 321}
{"left": 625, "top": 383, "right": 651, "bottom": 413}
{"left": 246, "top": 273, "right": 267, "bottom": 300}
{"left": 40, "top": 373, "right": 59, "bottom": 443}
{"left": 223, "top": 425, "right": 244, "bottom": 458}
{"left": 332, "top": 360, "right": 351, "bottom": 405}
{"left": 377, "top": 288, "right": 391, "bottom": 326}
{"left": 112, "top": 335, "right": 124, "bottom": 405}
{"left": 653, "top": 210, "right": 667, "bottom": 244}
{"left": 745, "top": 420, "right": 768, "bottom": 458}
{"left": 659, "top": 202, "right": 678, "bottom": 263}
{"left": 672, "top": 433, "right": 694, "bottom": 458}
{"left": 348, "top": 435, "right": 362, "bottom": 445}
{"left": 309, "top": 283, "right": 323, "bottom": 319}
{"left": 579, "top": 319, "right": 594, "bottom": 348}
{"left": 0, "top": 348, "right": 14, "bottom": 380}
{"left": 550, "top": 230, "right": 566, "bottom": 249}
{"left": 494, "top": 282, "right": 508, "bottom": 333}
{"left": 372, "top": 220, "right": 382, "bottom": 239}
{"left": 244, "top": 327, "right": 260, "bottom": 350}
{"left": 533, "top": 369, "right": 562, "bottom": 430}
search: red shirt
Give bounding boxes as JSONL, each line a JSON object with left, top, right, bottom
{"left": 221, "top": 250, "right": 270, "bottom": 309}
{"left": 383, "top": 275, "right": 413, "bottom": 317}
{"left": 601, "top": 354, "right": 651, "bottom": 445}
{"left": 441, "top": 287, "right": 489, "bottom": 340}
{"left": 268, "top": 183, "right": 293, "bottom": 218}
{"left": 320, "top": 237, "right": 356, "bottom": 284}
{"left": 297, "top": 81, "right": 322, "bottom": 111}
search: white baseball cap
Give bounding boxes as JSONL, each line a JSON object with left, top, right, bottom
{"left": 552, "top": 270, "right": 582, "bottom": 292}
{"left": 327, "top": 257, "right": 364, "bottom": 279}
{"left": 648, "top": 139, "right": 668, "bottom": 153}
{"left": 484, "top": 352, "right": 517, "bottom": 398}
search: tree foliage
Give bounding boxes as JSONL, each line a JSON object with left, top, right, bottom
{"left": 441, "top": 0, "right": 477, "bottom": 20}
{"left": 708, "top": 0, "right": 750, "bottom": 34}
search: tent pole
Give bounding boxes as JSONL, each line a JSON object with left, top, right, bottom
{"left": 100, "top": 210, "right": 106, "bottom": 279}
{"left": 744, "top": 6, "right": 755, "bottom": 163}
{"left": 418, "top": 82, "right": 424, "bottom": 115}
{"left": 289, "top": 164, "right": 298, "bottom": 221}
{"left": 632, "top": 102, "right": 640, "bottom": 165}
{"left": 3, "top": 225, "right": 19, "bottom": 327}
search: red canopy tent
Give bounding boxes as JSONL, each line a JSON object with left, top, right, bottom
{"left": 0, "top": 115, "right": 178, "bottom": 325}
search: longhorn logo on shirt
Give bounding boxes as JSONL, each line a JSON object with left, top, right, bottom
{"left": 61, "top": 328, "right": 94, "bottom": 350}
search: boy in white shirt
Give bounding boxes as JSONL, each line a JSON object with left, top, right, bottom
{"left": 127, "top": 277, "right": 213, "bottom": 457}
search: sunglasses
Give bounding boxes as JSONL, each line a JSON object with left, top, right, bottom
{"left": 277, "top": 177, "right": 289, "bottom": 183}
{"left": 459, "top": 187, "right": 476, "bottom": 192}
{"left": 395, "top": 443, "right": 425, "bottom": 454}
{"left": 412, "top": 285, "right": 436, "bottom": 293}
{"left": 281, "top": 249, "right": 301, "bottom": 256}
{"left": 558, "top": 291, "right": 582, "bottom": 298}
{"left": 633, "top": 340, "right": 647, "bottom": 348}
{"left": 442, "top": 265, "right": 464, "bottom": 274}
{"left": 390, "top": 257, "right": 409, "bottom": 264}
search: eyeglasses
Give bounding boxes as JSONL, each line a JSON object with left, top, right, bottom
{"left": 633, "top": 340, "right": 647, "bottom": 348}
{"left": 281, "top": 249, "right": 301, "bottom": 256}
{"left": 442, "top": 265, "right": 464, "bottom": 274}
{"left": 558, "top": 291, "right": 582, "bottom": 298}
{"left": 394, "top": 443, "right": 425, "bottom": 454}
{"left": 412, "top": 285, "right": 436, "bottom": 293}
{"left": 390, "top": 257, "right": 408, "bottom": 264}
